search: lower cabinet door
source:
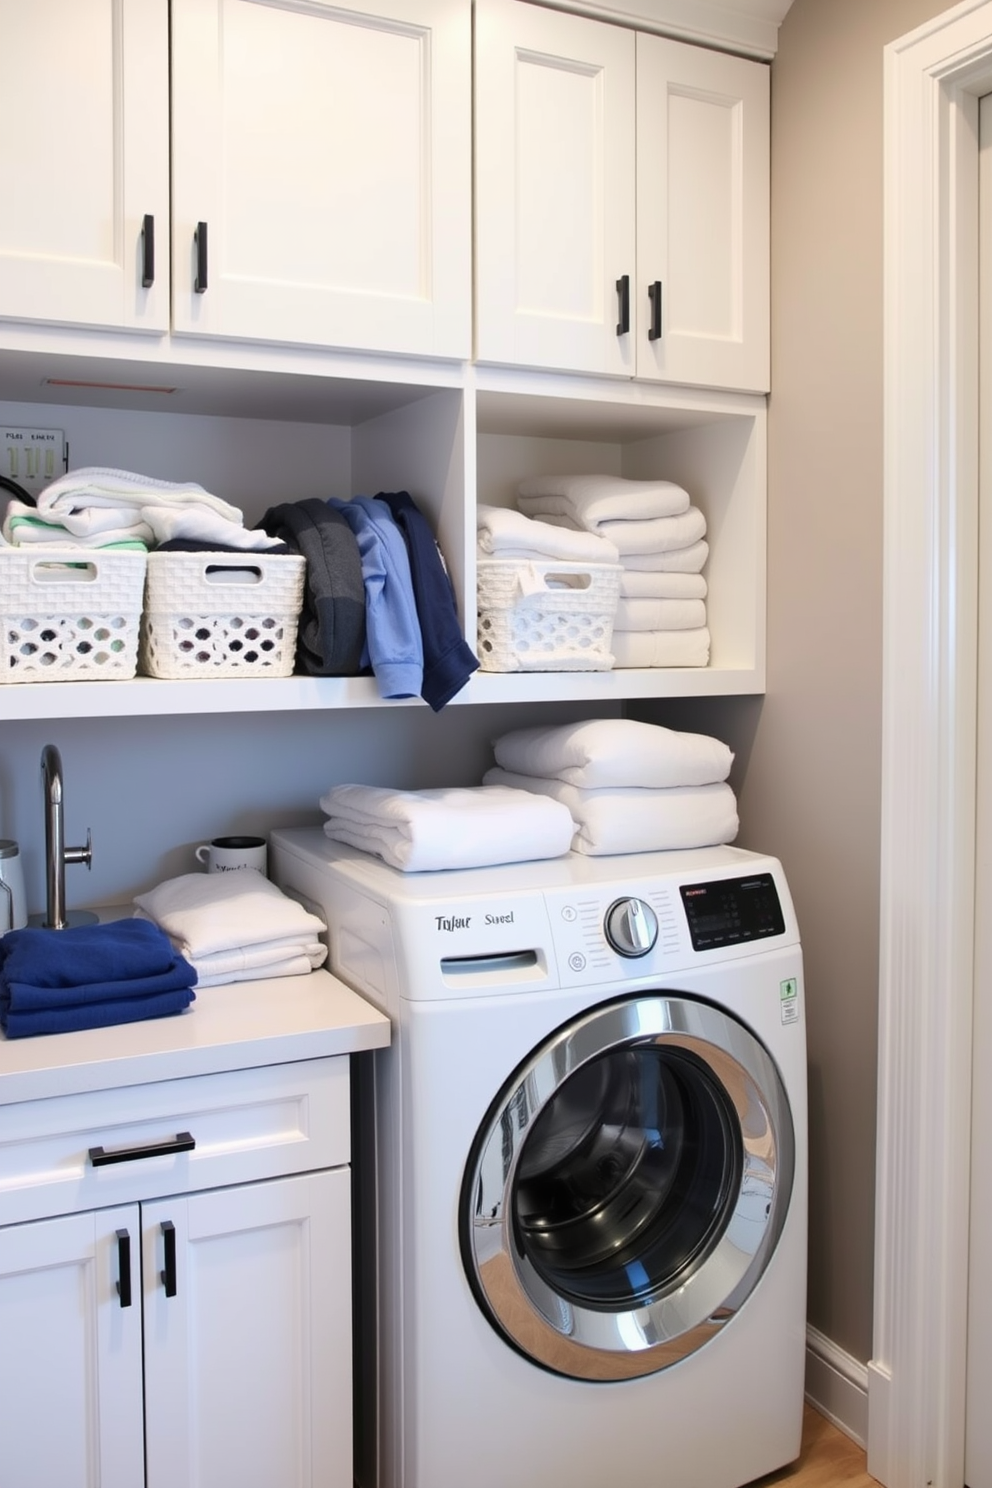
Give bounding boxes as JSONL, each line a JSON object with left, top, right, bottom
{"left": 0, "top": 1205, "right": 145, "bottom": 1488}
{"left": 142, "top": 1168, "right": 352, "bottom": 1488}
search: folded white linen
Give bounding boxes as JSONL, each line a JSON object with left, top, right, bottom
{"left": 193, "top": 938, "right": 327, "bottom": 987}
{"left": 477, "top": 505, "right": 619, "bottom": 564}
{"left": 491, "top": 718, "right": 733, "bottom": 788}
{"left": 517, "top": 474, "right": 691, "bottom": 525}
{"left": 614, "top": 597, "right": 707, "bottom": 632}
{"left": 3, "top": 501, "right": 148, "bottom": 548}
{"left": 535, "top": 508, "right": 707, "bottom": 557}
{"left": 611, "top": 628, "right": 711, "bottom": 668}
{"left": 619, "top": 570, "right": 707, "bottom": 599}
{"left": 318, "top": 784, "right": 575, "bottom": 871}
{"left": 621, "top": 540, "right": 709, "bottom": 574}
{"left": 133, "top": 869, "right": 326, "bottom": 959}
{"left": 34, "top": 466, "right": 283, "bottom": 551}
{"left": 482, "top": 769, "right": 739, "bottom": 855}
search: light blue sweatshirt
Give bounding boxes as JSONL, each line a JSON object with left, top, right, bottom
{"left": 329, "top": 496, "right": 424, "bottom": 700}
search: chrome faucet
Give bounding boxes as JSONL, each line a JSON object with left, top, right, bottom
{"left": 40, "top": 744, "right": 94, "bottom": 930}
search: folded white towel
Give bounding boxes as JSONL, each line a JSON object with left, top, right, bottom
{"left": 621, "top": 540, "right": 709, "bottom": 574}
{"left": 133, "top": 869, "right": 326, "bottom": 959}
{"left": 477, "top": 505, "right": 619, "bottom": 564}
{"left": 34, "top": 466, "right": 283, "bottom": 552}
{"left": 318, "top": 783, "right": 575, "bottom": 872}
{"left": 483, "top": 769, "right": 739, "bottom": 855}
{"left": 611, "top": 628, "right": 711, "bottom": 668}
{"left": 619, "top": 570, "right": 707, "bottom": 600}
{"left": 614, "top": 597, "right": 707, "bottom": 632}
{"left": 193, "top": 938, "right": 327, "bottom": 987}
{"left": 517, "top": 474, "right": 691, "bottom": 526}
{"left": 491, "top": 719, "right": 733, "bottom": 788}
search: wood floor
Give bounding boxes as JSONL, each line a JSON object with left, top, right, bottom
{"left": 747, "top": 1405, "right": 876, "bottom": 1487}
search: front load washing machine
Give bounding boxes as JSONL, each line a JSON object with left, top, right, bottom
{"left": 270, "top": 828, "right": 808, "bottom": 1488}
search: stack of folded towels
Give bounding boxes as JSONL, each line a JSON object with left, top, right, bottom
{"left": 0, "top": 919, "right": 196, "bottom": 1039}
{"left": 516, "top": 475, "right": 710, "bottom": 668}
{"left": 2, "top": 466, "right": 284, "bottom": 553}
{"left": 482, "top": 717, "right": 738, "bottom": 855}
{"left": 319, "top": 783, "right": 575, "bottom": 872}
{"left": 133, "top": 869, "right": 327, "bottom": 986}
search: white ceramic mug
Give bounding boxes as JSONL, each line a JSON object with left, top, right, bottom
{"left": 0, "top": 840, "right": 27, "bottom": 932}
{"left": 195, "top": 835, "right": 268, "bottom": 876}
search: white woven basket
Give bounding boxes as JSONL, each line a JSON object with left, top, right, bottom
{"left": 477, "top": 558, "right": 622, "bottom": 672}
{"left": 0, "top": 548, "right": 146, "bottom": 682}
{"left": 140, "top": 551, "right": 306, "bottom": 679}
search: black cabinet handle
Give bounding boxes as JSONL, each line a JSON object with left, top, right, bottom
{"left": 161, "top": 1220, "right": 177, "bottom": 1298}
{"left": 141, "top": 214, "right": 155, "bottom": 289}
{"left": 116, "top": 1228, "right": 132, "bottom": 1309}
{"left": 89, "top": 1131, "right": 195, "bottom": 1167}
{"left": 194, "top": 221, "right": 208, "bottom": 293}
{"left": 648, "top": 280, "right": 663, "bottom": 341}
{"left": 616, "top": 274, "right": 630, "bottom": 336}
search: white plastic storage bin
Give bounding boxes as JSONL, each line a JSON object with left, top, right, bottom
{"left": 140, "top": 551, "right": 306, "bottom": 679}
{"left": 0, "top": 548, "right": 146, "bottom": 682}
{"left": 476, "top": 558, "right": 622, "bottom": 672}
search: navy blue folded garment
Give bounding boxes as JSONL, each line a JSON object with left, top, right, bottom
{"left": 0, "top": 986, "right": 196, "bottom": 1039}
{"left": 3, "top": 958, "right": 197, "bottom": 1013}
{"left": 0, "top": 919, "right": 181, "bottom": 989}
{"left": 373, "top": 490, "right": 479, "bottom": 710}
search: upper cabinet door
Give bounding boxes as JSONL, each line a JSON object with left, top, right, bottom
{"left": 171, "top": 0, "right": 471, "bottom": 360}
{"left": 474, "top": 0, "right": 636, "bottom": 377}
{"left": 636, "top": 35, "right": 770, "bottom": 393}
{"left": 0, "top": 0, "right": 169, "bottom": 333}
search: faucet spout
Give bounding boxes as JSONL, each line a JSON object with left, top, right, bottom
{"left": 41, "top": 744, "right": 93, "bottom": 930}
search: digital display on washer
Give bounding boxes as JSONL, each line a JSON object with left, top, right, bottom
{"left": 679, "top": 873, "right": 785, "bottom": 951}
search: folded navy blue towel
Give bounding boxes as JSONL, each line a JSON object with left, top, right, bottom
{"left": 0, "top": 986, "right": 196, "bottom": 1039}
{"left": 3, "top": 958, "right": 197, "bottom": 1013}
{"left": 0, "top": 919, "right": 180, "bottom": 988}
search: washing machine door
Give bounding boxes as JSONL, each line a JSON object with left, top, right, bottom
{"left": 460, "top": 993, "right": 794, "bottom": 1381}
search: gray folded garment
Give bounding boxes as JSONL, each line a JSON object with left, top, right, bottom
{"left": 257, "top": 499, "right": 366, "bottom": 675}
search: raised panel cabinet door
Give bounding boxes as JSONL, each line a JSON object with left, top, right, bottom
{"left": 474, "top": 0, "right": 636, "bottom": 377}
{"left": 0, "top": 1206, "right": 145, "bottom": 1488}
{"left": 0, "top": 0, "right": 169, "bottom": 333}
{"left": 143, "top": 1169, "right": 352, "bottom": 1488}
{"left": 635, "top": 34, "right": 770, "bottom": 393}
{"left": 171, "top": 0, "right": 471, "bottom": 359}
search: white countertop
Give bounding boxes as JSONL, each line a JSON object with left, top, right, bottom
{"left": 0, "top": 968, "right": 391, "bottom": 1106}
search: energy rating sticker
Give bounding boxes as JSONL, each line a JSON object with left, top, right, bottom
{"left": 780, "top": 977, "right": 798, "bottom": 1000}
{"left": 780, "top": 977, "right": 800, "bottom": 1023}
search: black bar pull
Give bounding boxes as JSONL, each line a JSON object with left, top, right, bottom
{"left": 648, "top": 280, "right": 663, "bottom": 341}
{"left": 615, "top": 274, "right": 630, "bottom": 336}
{"left": 141, "top": 214, "right": 155, "bottom": 289}
{"left": 161, "top": 1220, "right": 177, "bottom": 1298}
{"left": 116, "top": 1228, "right": 132, "bottom": 1308}
{"left": 194, "top": 221, "right": 208, "bottom": 293}
{"left": 89, "top": 1131, "right": 195, "bottom": 1168}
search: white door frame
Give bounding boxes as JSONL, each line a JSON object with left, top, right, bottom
{"left": 872, "top": 4, "right": 992, "bottom": 1486}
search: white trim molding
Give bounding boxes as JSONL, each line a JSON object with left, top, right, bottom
{"left": 805, "top": 1326, "right": 868, "bottom": 1450}
{"left": 874, "top": 4, "right": 992, "bottom": 1485}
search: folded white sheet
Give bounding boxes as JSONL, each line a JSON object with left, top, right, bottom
{"left": 619, "top": 570, "right": 707, "bottom": 599}
{"left": 193, "top": 938, "right": 327, "bottom": 987}
{"left": 133, "top": 869, "right": 326, "bottom": 959}
{"left": 477, "top": 505, "right": 619, "bottom": 564}
{"left": 614, "top": 597, "right": 707, "bottom": 632}
{"left": 33, "top": 466, "right": 283, "bottom": 551}
{"left": 491, "top": 718, "right": 733, "bottom": 788}
{"left": 517, "top": 474, "right": 691, "bottom": 525}
{"left": 482, "top": 769, "right": 739, "bottom": 855}
{"left": 621, "top": 540, "right": 709, "bottom": 574}
{"left": 611, "top": 628, "right": 711, "bottom": 668}
{"left": 318, "top": 784, "right": 576, "bottom": 871}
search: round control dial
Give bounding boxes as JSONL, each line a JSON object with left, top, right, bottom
{"left": 604, "top": 897, "right": 659, "bottom": 958}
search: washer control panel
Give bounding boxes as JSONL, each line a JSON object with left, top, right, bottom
{"left": 679, "top": 873, "right": 785, "bottom": 951}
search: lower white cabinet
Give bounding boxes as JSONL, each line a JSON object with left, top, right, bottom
{"left": 0, "top": 1059, "right": 355, "bottom": 1488}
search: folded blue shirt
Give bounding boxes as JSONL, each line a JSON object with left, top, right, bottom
{"left": 1, "top": 986, "right": 196, "bottom": 1039}
{"left": 0, "top": 918, "right": 181, "bottom": 988}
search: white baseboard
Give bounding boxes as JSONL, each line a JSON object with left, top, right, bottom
{"left": 805, "top": 1325, "right": 869, "bottom": 1450}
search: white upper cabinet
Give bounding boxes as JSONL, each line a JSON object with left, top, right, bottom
{"left": 474, "top": 0, "right": 770, "bottom": 393}
{"left": 170, "top": 0, "right": 472, "bottom": 360}
{"left": 474, "top": 0, "right": 636, "bottom": 377}
{"left": 635, "top": 33, "right": 769, "bottom": 392}
{"left": 0, "top": 0, "right": 170, "bottom": 334}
